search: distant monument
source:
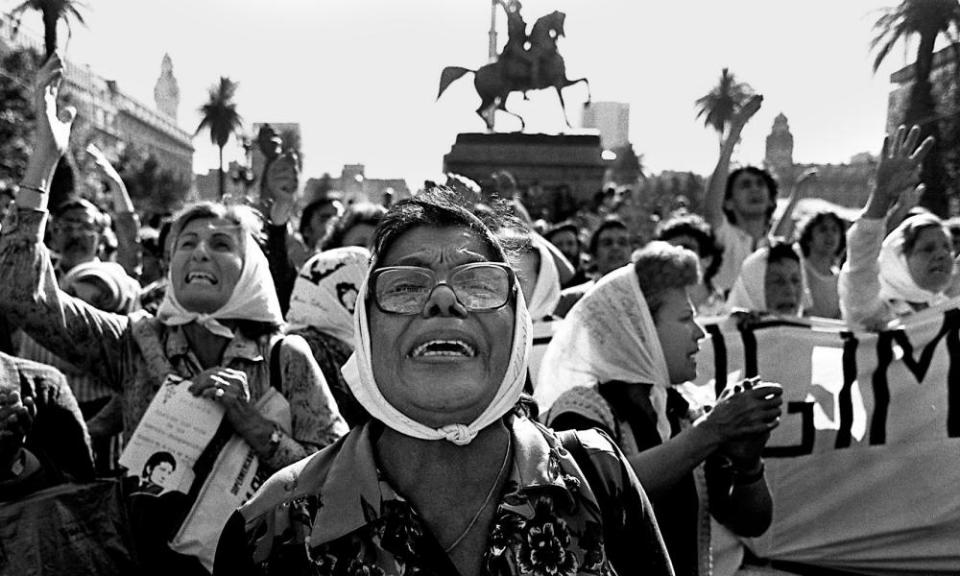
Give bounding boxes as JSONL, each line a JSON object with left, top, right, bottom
{"left": 153, "top": 54, "right": 180, "bottom": 121}
{"left": 439, "top": 2, "right": 603, "bottom": 220}
{"left": 437, "top": 1, "right": 590, "bottom": 131}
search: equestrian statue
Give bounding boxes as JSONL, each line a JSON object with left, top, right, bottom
{"left": 438, "top": 0, "right": 591, "bottom": 131}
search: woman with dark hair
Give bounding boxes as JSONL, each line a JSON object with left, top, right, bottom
{"left": 0, "top": 56, "right": 347, "bottom": 574}
{"left": 839, "top": 125, "right": 960, "bottom": 329}
{"left": 215, "top": 187, "right": 674, "bottom": 576}
{"left": 538, "top": 242, "right": 782, "bottom": 576}
{"left": 727, "top": 241, "right": 808, "bottom": 317}
{"left": 798, "top": 211, "right": 847, "bottom": 318}
{"left": 322, "top": 201, "right": 387, "bottom": 250}
{"left": 655, "top": 213, "right": 726, "bottom": 316}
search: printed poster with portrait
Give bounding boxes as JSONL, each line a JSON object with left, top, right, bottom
{"left": 118, "top": 374, "right": 225, "bottom": 495}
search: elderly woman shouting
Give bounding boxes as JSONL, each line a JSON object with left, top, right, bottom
{"left": 0, "top": 56, "right": 347, "bottom": 574}
{"left": 214, "top": 189, "right": 675, "bottom": 576}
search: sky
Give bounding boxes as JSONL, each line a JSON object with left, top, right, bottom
{"left": 6, "top": 0, "right": 926, "bottom": 187}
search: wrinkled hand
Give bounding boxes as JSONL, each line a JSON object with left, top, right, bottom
{"left": 0, "top": 390, "right": 36, "bottom": 466}
{"left": 699, "top": 378, "right": 783, "bottom": 446}
{"left": 867, "top": 125, "right": 934, "bottom": 217}
{"left": 188, "top": 367, "right": 258, "bottom": 432}
{"left": 32, "top": 53, "right": 76, "bottom": 170}
{"left": 265, "top": 153, "right": 299, "bottom": 198}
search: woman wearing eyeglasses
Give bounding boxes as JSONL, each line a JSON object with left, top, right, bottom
{"left": 214, "top": 189, "right": 675, "bottom": 576}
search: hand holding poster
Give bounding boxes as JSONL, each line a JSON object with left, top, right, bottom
{"left": 118, "top": 375, "right": 225, "bottom": 495}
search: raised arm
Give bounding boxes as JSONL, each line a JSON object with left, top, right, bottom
{"left": 770, "top": 168, "right": 818, "bottom": 240}
{"left": 264, "top": 154, "right": 304, "bottom": 315}
{"left": 0, "top": 54, "right": 129, "bottom": 388}
{"left": 704, "top": 95, "right": 763, "bottom": 229}
{"left": 839, "top": 125, "right": 933, "bottom": 327}
{"left": 88, "top": 143, "right": 141, "bottom": 279}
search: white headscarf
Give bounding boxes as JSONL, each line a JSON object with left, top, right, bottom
{"left": 157, "top": 229, "right": 283, "bottom": 339}
{"left": 878, "top": 213, "right": 950, "bottom": 307}
{"left": 525, "top": 233, "right": 561, "bottom": 320}
{"left": 535, "top": 265, "right": 672, "bottom": 442}
{"left": 727, "top": 244, "right": 810, "bottom": 315}
{"left": 341, "top": 259, "right": 533, "bottom": 446}
{"left": 286, "top": 246, "right": 370, "bottom": 346}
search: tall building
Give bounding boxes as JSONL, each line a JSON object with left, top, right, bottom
{"left": 763, "top": 113, "right": 875, "bottom": 211}
{"left": 764, "top": 113, "right": 795, "bottom": 186}
{"left": 581, "top": 101, "right": 630, "bottom": 150}
{"left": 154, "top": 53, "right": 180, "bottom": 122}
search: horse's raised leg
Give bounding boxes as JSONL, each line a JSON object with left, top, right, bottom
{"left": 554, "top": 85, "right": 572, "bottom": 129}
{"left": 476, "top": 98, "right": 497, "bottom": 132}
{"left": 498, "top": 97, "right": 526, "bottom": 132}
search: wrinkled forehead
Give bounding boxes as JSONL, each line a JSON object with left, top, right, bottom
{"left": 57, "top": 205, "right": 99, "bottom": 223}
{"left": 178, "top": 216, "right": 244, "bottom": 243}
{"left": 378, "top": 226, "right": 496, "bottom": 268}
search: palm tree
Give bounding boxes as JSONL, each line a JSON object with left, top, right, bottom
{"left": 195, "top": 77, "right": 242, "bottom": 199}
{"left": 872, "top": 0, "right": 960, "bottom": 215}
{"left": 695, "top": 68, "right": 754, "bottom": 149}
{"left": 11, "top": 0, "right": 87, "bottom": 59}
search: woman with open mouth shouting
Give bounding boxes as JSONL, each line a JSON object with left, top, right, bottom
{"left": 0, "top": 54, "right": 348, "bottom": 575}
{"left": 840, "top": 125, "right": 960, "bottom": 330}
{"left": 214, "top": 188, "right": 675, "bottom": 576}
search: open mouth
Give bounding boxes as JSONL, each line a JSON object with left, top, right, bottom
{"left": 410, "top": 339, "right": 477, "bottom": 358}
{"left": 186, "top": 271, "right": 218, "bottom": 285}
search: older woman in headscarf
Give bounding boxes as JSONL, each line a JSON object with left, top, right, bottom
{"left": 727, "top": 240, "right": 809, "bottom": 317}
{"left": 839, "top": 125, "right": 960, "bottom": 329}
{"left": 537, "top": 243, "right": 783, "bottom": 576}
{"left": 214, "top": 187, "right": 674, "bottom": 576}
{"left": 0, "top": 55, "right": 347, "bottom": 575}
{"left": 285, "top": 246, "right": 370, "bottom": 427}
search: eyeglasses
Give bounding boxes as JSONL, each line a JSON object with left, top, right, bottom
{"left": 371, "top": 262, "right": 515, "bottom": 315}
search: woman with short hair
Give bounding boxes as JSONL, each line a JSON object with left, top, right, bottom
{"left": 538, "top": 242, "right": 783, "bottom": 576}
{"left": 0, "top": 55, "right": 347, "bottom": 574}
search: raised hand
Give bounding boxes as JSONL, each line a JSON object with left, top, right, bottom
{"left": 865, "top": 125, "right": 934, "bottom": 219}
{"left": 32, "top": 53, "right": 76, "bottom": 170}
{"left": 728, "top": 94, "right": 763, "bottom": 138}
{"left": 264, "top": 153, "right": 299, "bottom": 199}
{"left": 87, "top": 143, "right": 124, "bottom": 190}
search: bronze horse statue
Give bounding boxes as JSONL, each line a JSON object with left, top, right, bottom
{"left": 437, "top": 11, "right": 591, "bottom": 131}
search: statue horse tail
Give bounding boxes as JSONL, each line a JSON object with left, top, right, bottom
{"left": 438, "top": 66, "right": 475, "bottom": 100}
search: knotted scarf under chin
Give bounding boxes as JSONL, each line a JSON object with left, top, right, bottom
{"left": 157, "top": 233, "right": 283, "bottom": 338}
{"left": 341, "top": 273, "right": 532, "bottom": 446}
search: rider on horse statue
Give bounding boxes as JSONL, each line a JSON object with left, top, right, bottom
{"left": 497, "top": 0, "right": 542, "bottom": 91}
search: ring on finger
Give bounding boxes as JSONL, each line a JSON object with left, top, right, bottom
{"left": 215, "top": 388, "right": 225, "bottom": 398}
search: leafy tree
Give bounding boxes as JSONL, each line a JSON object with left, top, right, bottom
{"left": 695, "top": 68, "right": 754, "bottom": 149}
{"left": 872, "top": 0, "right": 960, "bottom": 215}
{"left": 0, "top": 47, "right": 40, "bottom": 188}
{"left": 10, "top": 0, "right": 87, "bottom": 59}
{"left": 115, "top": 145, "right": 190, "bottom": 217}
{"left": 195, "top": 77, "right": 242, "bottom": 199}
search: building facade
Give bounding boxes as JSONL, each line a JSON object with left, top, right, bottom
{"left": 0, "top": 13, "right": 193, "bottom": 185}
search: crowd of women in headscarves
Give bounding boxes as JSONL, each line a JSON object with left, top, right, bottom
{"left": 2, "top": 53, "right": 959, "bottom": 576}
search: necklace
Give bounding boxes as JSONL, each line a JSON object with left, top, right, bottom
{"left": 443, "top": 434, "right": 512, "bottom": 554}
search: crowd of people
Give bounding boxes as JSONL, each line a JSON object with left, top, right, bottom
{"left": 1, "top": 52, "right": 958, "bottom": 576}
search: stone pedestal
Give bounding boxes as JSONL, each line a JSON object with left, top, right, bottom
{"left": 442, "top": 132, "right": 606, "bottom": 220}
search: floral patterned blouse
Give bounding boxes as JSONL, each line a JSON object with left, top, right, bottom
{"left": 214, "top": 415, "right": 675, "bottom": 576}
{"left": 0, "top": 208, "right": 348, "bottom": 472}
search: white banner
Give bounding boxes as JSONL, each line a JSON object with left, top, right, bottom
{"left": 692, "top": 304, "right": 960, "bottom": 575}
